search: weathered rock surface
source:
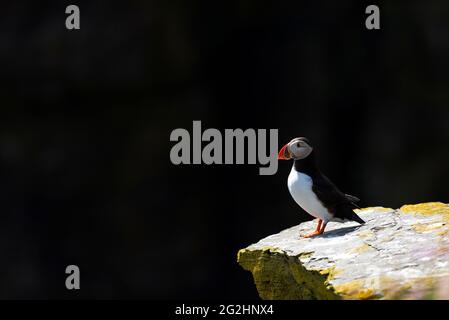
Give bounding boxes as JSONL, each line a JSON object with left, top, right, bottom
{"left": 238, "top": 202, "right": 449, "bottom": 299}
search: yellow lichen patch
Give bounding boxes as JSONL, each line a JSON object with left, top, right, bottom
{"left": 334, "top": 280, "right": 377, "bottom": 300}
{"left": 335, "top": 276, "right": 402, "bottom": 300}
{"left": 237, "top": 249, "right": 247, "bottom": 261}
{"left": 320, "top": 267, "right": 342, "bottom": 286}
{"left": 435, "top": 246, "right": 449, "bottom": 256}
{"left": 381, "top": 235, "right": 395, "bottom": 243}
{"left": 350, "top": 244, "right": 372, "bottom": 254}
{"left": 357, "top": 230, "right": 375, "bottom": 240}
{"left": 237, "top": 249, "right": 340, "bottom": 300}
{"left": 413, "top": 222, "right": 445, "bottom": 234}
{"left": 400, "top": 202, "right": 449, "bottom": 221}
{"left": 381, "top": 274, "right": 449, "bottom": 300}
{"left": 355, "top": 207, "right": 393, "bottom": 214}
{"left": 383, "top": 281, "right": 413, "bottom": 299}
{"left": 391, "top": 276, "right": 439, "bottom": 300}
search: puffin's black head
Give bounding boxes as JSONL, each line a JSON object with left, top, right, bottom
{"left": 278, "top": 137, "right": 313, "bottom": 161}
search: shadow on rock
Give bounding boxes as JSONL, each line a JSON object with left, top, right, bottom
{"left": 320, "top": 225, "right": 362, "bottom": 238}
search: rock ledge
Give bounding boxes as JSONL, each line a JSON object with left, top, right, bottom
{"left": 237, "top": 202, "right": 449, "bottom": 299}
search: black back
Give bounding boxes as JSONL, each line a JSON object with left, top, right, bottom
{"left": 294, "top": 151, "right": 365, "bottom": 224}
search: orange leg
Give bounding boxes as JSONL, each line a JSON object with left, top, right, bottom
{"left": 317, "top": 219, "right": 322, "bottom": 231}
{"left": 302, "top": 219, "right": 327, "bottom": 238}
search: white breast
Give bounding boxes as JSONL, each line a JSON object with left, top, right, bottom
{"left": 287, "top": 167, "right": 332, "bottom": 222}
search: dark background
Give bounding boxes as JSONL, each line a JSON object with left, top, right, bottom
{"left": 1, "top": 0, "right": 449, "bottom": 299}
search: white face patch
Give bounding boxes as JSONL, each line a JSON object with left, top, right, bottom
{"left": 289, "top": 139, "right": 313, "bottom": 160}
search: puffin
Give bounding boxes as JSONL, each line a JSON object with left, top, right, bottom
{"left": 278, "top": 137, "right": 365, "bottom": 238}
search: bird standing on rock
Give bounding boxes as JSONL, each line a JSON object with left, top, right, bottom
{"left": 278, "top": 137, "right": 365, "bottom": 238}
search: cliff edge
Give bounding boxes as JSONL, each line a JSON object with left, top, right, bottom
{"left": 238, "top": 202, "right": 449, "bottom": 299}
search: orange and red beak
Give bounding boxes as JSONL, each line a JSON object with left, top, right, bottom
{"left": 278, "top": 144, "right": 290, "bottom": 160}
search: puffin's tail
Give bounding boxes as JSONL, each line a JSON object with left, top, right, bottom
{"left": 337, "top": 204, "right": 366, "bottom": 224}
{"left": 349, "top": 211, "right": 365, "bottom": 225}
{"left": 345, "top": 196, "right": 364, "bottom": 223}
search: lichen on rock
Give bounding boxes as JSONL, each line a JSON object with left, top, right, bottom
{"left": 237, "top": 202, "right": 449, "bottom": 300}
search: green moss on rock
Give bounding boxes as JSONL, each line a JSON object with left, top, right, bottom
{"left": 238, "top": 203, "right": 449, "bottom": 300}
{"left": 238, "top": 248, "right": 340, "bottom": 300}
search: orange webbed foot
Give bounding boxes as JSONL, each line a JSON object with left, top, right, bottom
{"left": 301, "top": 218, "right": 327, "bottom": 238}
{"left": 301, "top": 230, "right": 324, "bottom": 238}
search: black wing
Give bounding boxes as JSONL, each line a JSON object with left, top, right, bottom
{"left": 311, "top": 173, "right": 364, "bottom": 223}
{"left": 345, "top": 194, "right": 360, "bottom": 203}
{"left": 311, "top": 173, "right": 354, "bottom": 208}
